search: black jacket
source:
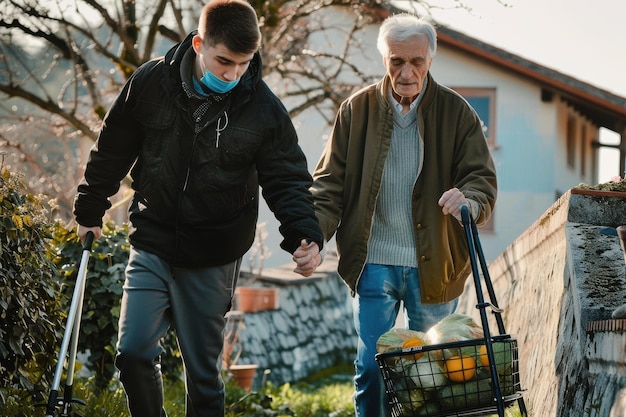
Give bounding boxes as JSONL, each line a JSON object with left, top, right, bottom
{"left": 74, "top": 32, "right": 323, "bottom": 267}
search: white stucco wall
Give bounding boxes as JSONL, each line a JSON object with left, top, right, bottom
{"left": 431, "top": 47, "right": 562, "bottom": 261}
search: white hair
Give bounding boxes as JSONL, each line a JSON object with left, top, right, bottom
{"left": 376, "top": 13, "right": 437, "bottom": 58}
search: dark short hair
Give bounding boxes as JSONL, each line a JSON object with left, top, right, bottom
{"left": 198, "top": 0, "right": 261, "bottom": 54}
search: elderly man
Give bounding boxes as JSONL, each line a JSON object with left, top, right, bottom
{"left": 310, "top": 13, "right": 497, "bottom": 417}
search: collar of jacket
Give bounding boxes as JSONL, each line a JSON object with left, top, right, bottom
{"left": 376, "top": 72, "right": 437, "bottom": 111}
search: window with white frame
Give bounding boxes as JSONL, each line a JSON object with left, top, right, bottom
{"left": 452, "top": 88, "right": 497, "bottom": 149}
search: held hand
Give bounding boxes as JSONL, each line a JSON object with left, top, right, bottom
{"left": 438, "top": 188, "right": 468, "bottom": 221}
{"left": 292, "top": 239, "right": 321, "bottom": 278}
{"left": 77, "top": 224, "right": 102, "bottom": 243}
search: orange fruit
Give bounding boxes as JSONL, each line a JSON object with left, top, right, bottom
{"left": 478, "top": 345, "right": 490, "bottom": 367}
{"left": 443, "top": 354, "right": 476, "bottom": 382}
{"left": 402, "top": 337, "right": 425, "bottom": 360}
{"left": 478, "top": 342, "right": 512, "bottom": 375}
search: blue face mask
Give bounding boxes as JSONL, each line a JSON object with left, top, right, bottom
{"left": 200, "top": 69, "right": 240, "bottom": 94}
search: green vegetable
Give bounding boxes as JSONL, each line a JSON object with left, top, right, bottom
{"left": 395, "top": 386, "right": 429, "bottom": 412}
{"left": 425, "top": 313, "right": 484, "bottom": 345}
{"left": 414, "top": 401, "right": 441, "bottom": 416}
{"left": 437, "top": 377, "right": 493, "bottom": 410}
{"left": 477, "top": 341, "right": 513, "bottom": 376}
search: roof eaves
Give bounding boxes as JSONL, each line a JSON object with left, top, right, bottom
{"left": 435, "top": 25, "right": 626, "bottom": 121}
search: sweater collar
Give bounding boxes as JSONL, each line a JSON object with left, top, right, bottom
{"left": 380, "top": 72, "right": 435, "bottom": 110}
{"left": 387, "top": 76, "right": 428, "bottom": 115}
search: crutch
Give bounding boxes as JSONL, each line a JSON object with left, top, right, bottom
{"left": 45, "top": 231, "right": 94, "bottom": 417}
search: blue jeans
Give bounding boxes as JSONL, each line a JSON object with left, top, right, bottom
{"left": 353, "top": 264, "right": 459, "bottom": 417}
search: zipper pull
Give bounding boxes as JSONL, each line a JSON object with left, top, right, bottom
{"left": 183, "top": 167, "right": 190, "bottom": 191}
{"left": 215, "top": 113, "right": 229, "bottom": 148}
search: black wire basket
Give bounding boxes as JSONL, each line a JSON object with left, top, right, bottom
{"left": 376, "top": 206, "right": 528, "bottom": 417}
{"left": 376, "top": 335, "right": 524, "bottom": 417}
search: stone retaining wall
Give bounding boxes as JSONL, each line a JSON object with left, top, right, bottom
{"left": 457, "top": 190, "right": 626, "bottom": 416}
{"left": 230, "top": 254, "right": 356, "bottom": 388}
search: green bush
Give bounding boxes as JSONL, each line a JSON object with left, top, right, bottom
{"left": 0, "top": 166, "right": 181, "bottom": 411}
{"left": 0, "top": 167, "right": 358, "bottom": 416}
{"left": 0, "top": 168, "right": 63, "bottom": 407}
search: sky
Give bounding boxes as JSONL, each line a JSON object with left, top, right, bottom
{"left": 416, "top": 0, "right": 626, "bottom": 181}
{"left": 424, "top": 0, "right": 626, "bottom": 97}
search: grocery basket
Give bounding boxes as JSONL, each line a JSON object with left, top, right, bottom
{"left": 376, "top": 206, "right": 527, "bottom": 417}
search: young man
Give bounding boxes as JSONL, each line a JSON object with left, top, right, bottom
{"left": 310, "top": 13, "right": 497, "bottom": 417}
{"left": 73, "top": 1, "right": 322, "bottom": 416}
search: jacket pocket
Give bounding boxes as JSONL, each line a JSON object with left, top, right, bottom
{"left": 133, "top": 101, "right": 177, "bottom": 162}
{"left": 131, "top": 101, "right": 181, "bottom": 213}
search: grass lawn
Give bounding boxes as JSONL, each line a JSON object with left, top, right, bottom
{"left": 10, "top": 365, "right": 525, "bottom": 416}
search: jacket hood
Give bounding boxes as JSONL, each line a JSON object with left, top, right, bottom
{"left": 164, "top": 31, "right": 263, "bottom": 102}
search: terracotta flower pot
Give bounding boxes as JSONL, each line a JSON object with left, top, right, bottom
{"left": 235, "top": 286, "right": 279, "bottom": 313}
{"left": 228, "top": 364, "right": 259, "bottom": 392}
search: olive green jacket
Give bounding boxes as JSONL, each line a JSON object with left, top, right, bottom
{"left": 311, "top": 73, "right": 497, "bottom": 303}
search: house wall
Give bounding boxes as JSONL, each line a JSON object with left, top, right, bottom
{"left": 434, "top": 47, "right": 603, "bottom": 263}
{"left": 432, "top": 47, "right": 561, "bottom": 261}
{"left": 554, "top": 101, "right": 599, "bottom": 193}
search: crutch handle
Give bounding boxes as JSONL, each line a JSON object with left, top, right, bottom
{"left": 83, "top": 230, "right": 94, "bottom": 251}
{"left": 460, "top": 204, "right": 471, "bottom": 225}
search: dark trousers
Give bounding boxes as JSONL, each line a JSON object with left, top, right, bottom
{"left": 115, "top": 248, "right": 240, "bottom": 417}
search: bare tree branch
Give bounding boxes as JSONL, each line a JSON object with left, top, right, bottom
{"left": 81, "top": 0, "right": 141, "bottom": 69}
{"left": 144, "top": 0, "right": 170, "bottom": 60}
{"left": 0, "top": 83, "right": 98, "bottom": 140}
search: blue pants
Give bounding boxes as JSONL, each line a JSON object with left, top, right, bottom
{"left": 353, "top": 264, "right": 458, "bottom": 417}
{"left": 115, "top": 248, "right": 240, "bottom": 417}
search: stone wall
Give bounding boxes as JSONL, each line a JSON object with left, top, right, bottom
{"left": 457, "top": 190, "right": 626, "bottom": 417}
{"left": 230, "top": 253, "right": 357, "bottom": 388}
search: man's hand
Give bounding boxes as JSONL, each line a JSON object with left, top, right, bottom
{"left": 292, "top": 239, "right": 321, "bottom": 277}
{"left": 438, "top": 188, "right": 468, "bottom": 221}
{"left": 77, "top": 224, "right": 102, "bottom": 243}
